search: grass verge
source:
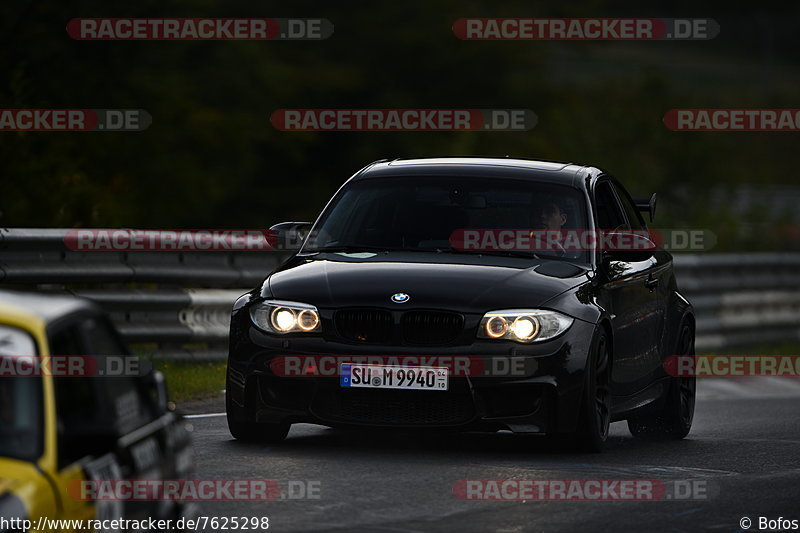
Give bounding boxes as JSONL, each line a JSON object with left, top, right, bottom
{"left": 148, "top": 359, "right": 227, "bottom": 403}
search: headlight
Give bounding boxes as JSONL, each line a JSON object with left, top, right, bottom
{"left": 250, "top": 300, "right": 321, "bottom": 334}
{"left": 478, "top": 309, "right": 573, "bottom": 343}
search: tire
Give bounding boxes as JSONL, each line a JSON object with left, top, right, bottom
{"left": 226, "top": 374, "right": 290, "bottom": 443}
{"left": 572, "top": 329, "right": 612, "bottom": 452}
{"left": 627, "top": 322, "right": 696, "bottom": 440}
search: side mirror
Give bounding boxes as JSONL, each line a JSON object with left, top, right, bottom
{"left": 268, "top": 221, "right": 313, "bottom": 250}
{"left": 600, "top": 231, "right": 657, "bottom": 263}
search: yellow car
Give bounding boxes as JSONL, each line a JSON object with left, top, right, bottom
{"left": 0, "top": 290, "right": 195, "bottom": 532}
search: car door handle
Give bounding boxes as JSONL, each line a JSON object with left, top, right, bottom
{"left": 644, "top": 276, "right": 659, "bottom": 291}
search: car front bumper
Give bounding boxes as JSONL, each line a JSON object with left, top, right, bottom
{"left": 227, "top": 309, "right": 597, "bottom": 434}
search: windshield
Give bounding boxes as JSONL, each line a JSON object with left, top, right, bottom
{"left": 0, "top": 326, "right": 43, "bottom": 462}
{"left": 302, "top": 176, "right": 589, "bottom": 262}
{"left": 0, "top": 376, "right": 43, "bottom": 462}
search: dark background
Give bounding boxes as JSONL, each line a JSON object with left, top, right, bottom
{"left": 2, "top": 1, "right": 799, "bottom": 252}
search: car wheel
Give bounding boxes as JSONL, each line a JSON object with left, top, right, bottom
{"left": 226, "top": 374, "right": 290, "bottom": 443}
{"left": 627, "top": 322, "right": 696, "bottom": 440}
{"left": 573, "top": 329, "right": 611, "bottom": 452}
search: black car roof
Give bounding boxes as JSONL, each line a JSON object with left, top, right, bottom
{"left": 351, "top": 157, "right": 601, "bottom": 189}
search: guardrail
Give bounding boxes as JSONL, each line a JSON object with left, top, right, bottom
{"left": 672, "top": 253, "right": 800, "bottom": 351}
{"left": 0, "top": 228, "right": 289, "bottom": 361}
{"left": 2, "top": 228, "right": 799, "bottom": 358}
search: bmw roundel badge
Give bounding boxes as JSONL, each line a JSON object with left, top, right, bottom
{"left": 391, "top": 292, "right": 410, "bottom": 303}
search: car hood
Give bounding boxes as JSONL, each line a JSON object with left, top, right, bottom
{"left": 266, "top": 254, "right": 589, "bottom": 312}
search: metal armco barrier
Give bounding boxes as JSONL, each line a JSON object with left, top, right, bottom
{"left": 2, "top": 228, "right": 799, "bottom": 358}
{"left": 0, "top": 228, "right": 289, "bottom": 361}
{"left": 672, "top": 253, "right": 800, "bottom": 351}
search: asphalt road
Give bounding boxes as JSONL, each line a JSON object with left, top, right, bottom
{"left": 182, "top": 379, "right": 800, "bottom": 533}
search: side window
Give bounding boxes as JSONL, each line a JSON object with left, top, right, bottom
{"left": 594, "top": 181, "right": 628, "bottom": 230}
{"left": 55, "top": 372, "right": 153, "bottom": 468}
{"left": 613, "top": 183, "right": 646, "bottom": 231}
{"left": 54, "top": 375, "right": 99, "bottom": 467}
{"left": 49, "top": 315, "right": 126, "bottom": 356}
{"left": 81, "top": 317, "right": 127, "bottom": 355}
{"left": 50, "top": 315, "right": 151, "bottom": 468}
{"left": 49, "top": 324, "right": 83, "bottom": 355}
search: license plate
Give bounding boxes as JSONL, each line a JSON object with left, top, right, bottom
{"left": 340, "top": 363, "right": 448, "bottom": 391}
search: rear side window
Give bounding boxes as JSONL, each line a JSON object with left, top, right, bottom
{"left": 594, "top": 181, "right": 628, "bottom": 230}
{"left": 613, "top": 183, "right": 646, "bottom": 230}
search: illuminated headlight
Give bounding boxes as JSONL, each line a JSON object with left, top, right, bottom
{"left": 250, "top": 300, "right": 321, "bottom": 334}
{"left": 478, "top": 310, "right": 573, "bottom": 343}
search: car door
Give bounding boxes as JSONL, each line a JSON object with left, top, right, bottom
{"left": 47, "top": 313, "right": 166, "bottom": 524}
{"left": 594, "top": 179, "right": 664, "bottom": 399}
{"left": 611, "top": 180, "right": 672, "bottom": 373}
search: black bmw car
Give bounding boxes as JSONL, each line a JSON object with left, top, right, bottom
{"left": 226, "top": 157, "right": 695, "bottom": 452}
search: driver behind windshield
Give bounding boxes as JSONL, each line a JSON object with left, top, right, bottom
{"left": 530, "top": 201, "right": 569, "bottom": 256}
{"left": 537, "top": 202, "right": 568, "bottom": 231}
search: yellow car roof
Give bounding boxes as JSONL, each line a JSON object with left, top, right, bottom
{"left": 0, "top": 289, "right": 96, "bottom": 326}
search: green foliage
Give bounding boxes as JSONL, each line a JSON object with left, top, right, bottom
{"left": 2, "top": 1, "right": 799, "bottom": 252}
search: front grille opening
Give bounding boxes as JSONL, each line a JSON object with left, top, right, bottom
{"left": 334, "top": 308, "right": 393, "bottom": 344}
{"left": 401, "top": 310, "right": 464, "bottom": 345}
